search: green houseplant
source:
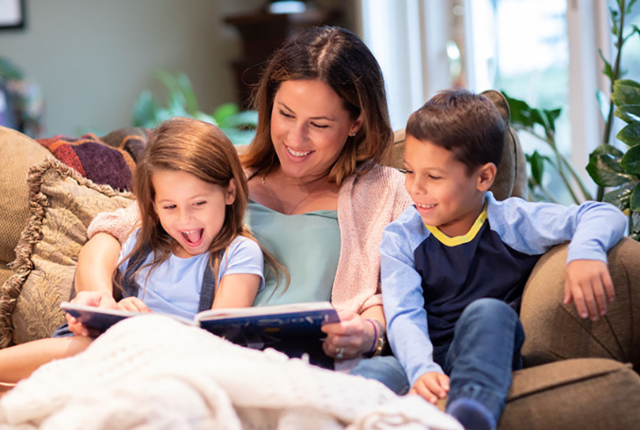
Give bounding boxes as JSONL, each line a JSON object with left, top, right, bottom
{"left": 586, "top": 0, "right": 640, "bottom": 239}
{"left": 132, "top": 71, "right": 258, "bottom": 145}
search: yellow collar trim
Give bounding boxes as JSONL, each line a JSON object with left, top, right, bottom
{"left": 425, "top": 203, "right": 488, "bottom": 247}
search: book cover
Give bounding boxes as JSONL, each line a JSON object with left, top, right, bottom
{"left": 60, "top": 301, "right": 340, "bottom": 347}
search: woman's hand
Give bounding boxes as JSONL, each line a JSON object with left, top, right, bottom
{"left": 321, "top": 309, "right": 376, "bottom": 360}
{"left": 66, "top": 291, "right": 118, "bottom": 337}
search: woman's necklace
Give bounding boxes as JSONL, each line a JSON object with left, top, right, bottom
{"left": 261, "top": 174, "right": 319, "bottom": 216}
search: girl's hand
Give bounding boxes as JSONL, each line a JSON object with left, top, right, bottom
{"left": 409, "top": 372, "right": 450, "bottom": 404}
{"left": 66, "top": 291, "right": 117, "bottom": 337}
{"left": 564, "top": 259, "right": 614, "bottom": 321}
{"left": 321, "top": 310, "right": 376, "bottom": 360}
{"left": 116, "top": 297, "right": 152, "bottom": 313}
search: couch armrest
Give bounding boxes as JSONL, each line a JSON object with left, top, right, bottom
{"left": 520, "top": 237, "right": 640, "bottom": 372}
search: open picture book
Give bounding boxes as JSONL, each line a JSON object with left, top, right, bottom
{"left": 60, "top": 301, "right": 340, "bottom": 348}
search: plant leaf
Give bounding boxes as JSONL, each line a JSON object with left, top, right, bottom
{"left": 132, "top": 90, "right": 159, "bottom": 127}
{"left": 502, "top": 92, "right": 536, "bottom": 129}
{"left": 598, "top": 49, "right": 614, "bottom": 81}
{"left": 596, "top": 90, "right": 611, "bottom": 121}
{"left": 526, "top": 151, "right": 547, "bottom": 185}
{"left": 627, "top": 0, "right": 639, "bottom": 15}
{"left": 603, "top": 181, "right": 637, "bottom": 210}
{"left": 586, "top": 144, "right": 634, "bottom": 186}
{"left": 176, "top": 73, "right": 199, "bottom": 115}
{"left": 621, "top": 144, "right": 640, "bottom": 174}
{"left": 631, "top": 183, "right": 640, "bottom": 211}
{"left": 617, "top": 122, "right": 640, "bottom": 147}
{"left": 612, "top": 79, "right": 640, "bottom": 122}
{"left": 213, "top": 103, "right": 240, "bottom": 127}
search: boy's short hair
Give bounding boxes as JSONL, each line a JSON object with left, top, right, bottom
{"left": 406, "top": 89, "right": 505, "bottom": 174}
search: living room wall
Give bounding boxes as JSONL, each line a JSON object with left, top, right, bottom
{"left": 0, "top": 0, "right": 267, "bottom": 137}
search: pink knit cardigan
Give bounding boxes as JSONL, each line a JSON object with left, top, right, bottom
{"left": 87, "top": 164, "right": 412, "bottom": 314}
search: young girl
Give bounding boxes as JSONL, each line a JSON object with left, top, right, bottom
{"left": 0, "top": 117, "right": 280, "bottom": 384}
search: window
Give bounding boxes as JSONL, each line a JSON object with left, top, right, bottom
{"left": 358, "top": 0, "right": 623, "bottom": 200}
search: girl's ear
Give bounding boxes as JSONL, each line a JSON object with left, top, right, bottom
{"left": 476, "top": 162, "right": 497, "bottom": 192}
{"left": 225, "top": 178, "right": 237, "bottom": 205}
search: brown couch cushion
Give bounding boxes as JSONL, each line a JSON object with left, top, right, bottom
{"left": 0, "top": 158, "right": 133, "bottom": 347}
{"left": 500, "top": 358, "right": 640, "bottom": 430}
{"left": 520, "top": 238, "right": 640, "bottom": 372}
{"left": 0, "top": 126, "right": 50, "bottom": 265}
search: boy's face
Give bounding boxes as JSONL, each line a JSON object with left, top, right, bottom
{"left": 403, "top": 135, "right": 493, "bottom": 237}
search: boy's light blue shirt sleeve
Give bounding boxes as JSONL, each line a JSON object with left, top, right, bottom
{"left": 486, "top": 193, "right": 627, "bottom": 262}
{"left": 380, "top": 208, "right": 444, "bottom": 385}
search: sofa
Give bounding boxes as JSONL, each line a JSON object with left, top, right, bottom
{"left": 0, "top": 90, "right": 639, "bottom": 429}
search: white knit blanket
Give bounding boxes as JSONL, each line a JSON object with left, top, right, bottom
{"left": 0, "top": 316, "right": 462, "bottom": 430}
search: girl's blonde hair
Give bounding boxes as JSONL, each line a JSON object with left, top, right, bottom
{"left": 118, "top": 117, "right": 288, "bottom": 300}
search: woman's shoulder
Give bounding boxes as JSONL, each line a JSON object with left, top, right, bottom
{"left": 347, "top": 164, "right": 406, "bottom": 190}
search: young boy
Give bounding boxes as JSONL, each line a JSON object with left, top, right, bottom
{"left": 380, "top": 89, "right": 626, "bottom": 430}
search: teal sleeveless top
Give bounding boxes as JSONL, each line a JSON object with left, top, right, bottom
{"left": 245, "top": 200, "right": 340, "bottom": 306}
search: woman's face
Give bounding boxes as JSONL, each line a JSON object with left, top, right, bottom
{"left": 270, "top": 79, "right": 362, "bottom": 181}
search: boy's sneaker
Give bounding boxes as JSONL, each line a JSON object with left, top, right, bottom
{"left": 447, "top": 397, "right": 496, "bottom": 430}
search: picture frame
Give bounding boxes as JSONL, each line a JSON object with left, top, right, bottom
{"left": 0, "top": 0, "right": 25, "bottom": 30}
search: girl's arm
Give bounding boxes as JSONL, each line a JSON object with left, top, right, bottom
{"left": 211, "top": 274, "right": 262, "bottom": 309}
{"left": 75, "top": 233, "right": 122, "bottom": 295}
{"left": 67, "top": 233, "right": 123, "bottom": 336}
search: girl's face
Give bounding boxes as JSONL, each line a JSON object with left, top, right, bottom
{"left": 152, "top": 170, "right": 236, "bottom": 258}
{"left": 270, "top": 79, "right": 362, "bottom": 181}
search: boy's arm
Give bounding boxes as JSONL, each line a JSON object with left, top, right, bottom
{"left": 380, "top": 222, "right": 444, "bottom": 386}
{"left": 493, "top": 196, "right": 627, "bottom": 319}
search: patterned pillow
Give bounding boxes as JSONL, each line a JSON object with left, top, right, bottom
{"left": 0, "top": 158, "right": 133, "bottom": 347}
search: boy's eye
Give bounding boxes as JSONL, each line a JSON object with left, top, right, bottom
{"left": 429, "top": 175, "right": 441, "bottom": 180}
{"left": 194, "top": 201, "right": 207, "bottom": 206}
{"left": 398, "top": 168, "right": 413, "bottom": 174}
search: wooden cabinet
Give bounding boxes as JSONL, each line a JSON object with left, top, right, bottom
{"left": 225, "top": 9, "right": 341, "bottom": 108}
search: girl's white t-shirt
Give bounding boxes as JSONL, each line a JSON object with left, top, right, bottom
{"left": 118, "top": 230, "right": 264, "bottom": 319}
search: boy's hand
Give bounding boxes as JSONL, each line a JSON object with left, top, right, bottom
{"left": 116, "top": 297, "right": 151, "bottom": 313}
{"left": 564, "top": 259, "right": 614, "bottom": 321}
{"left": 409, "top": 372, "right": 450, "bottom": 404}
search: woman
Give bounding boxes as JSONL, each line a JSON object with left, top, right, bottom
{"left": 72, "top": 26, "right": 412, "bottom": 393}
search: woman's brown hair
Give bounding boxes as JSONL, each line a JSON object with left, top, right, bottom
{"left": 241, "top": 26, "right": 393, "bottom": 186}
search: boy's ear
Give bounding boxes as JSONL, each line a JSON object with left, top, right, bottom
{"left": 476, "top": 162, "right": 497, "bottom": 192}
{"left": 226, "top": 178, "right": 237, "bottom": 205}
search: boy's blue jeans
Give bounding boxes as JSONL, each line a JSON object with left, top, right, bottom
{"left": 349, "top": 354, "right": 410, "bottom": 394}
{"left": 434, "top": 298, "right": 525, "bottom": 422}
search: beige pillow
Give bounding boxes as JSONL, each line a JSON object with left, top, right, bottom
{"left": 0, "top": 158, "right": 133, "bottom": 347}
{"left": 0, "top": 126, "right": 51, "bottom": 265}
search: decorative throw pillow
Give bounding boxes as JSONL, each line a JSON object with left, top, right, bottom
{"left": 0, "top": 126, "right": 51, "bottom": 266}
{"left": 0, "top": 158, "right": 133, "bottom": 347}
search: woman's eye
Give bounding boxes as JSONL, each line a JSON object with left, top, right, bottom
{"left": 279, "top": 110, "right": 294, "bottom": 118}
{"left": 311, "top": 122, "right": 329, "bottom": 129}
{"left": 163, "top": 205, "right": 176, "bottom": 210}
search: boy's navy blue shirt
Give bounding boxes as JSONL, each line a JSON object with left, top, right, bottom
{"left": 380, "top": 192, "right": 627, "bottom": 385}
